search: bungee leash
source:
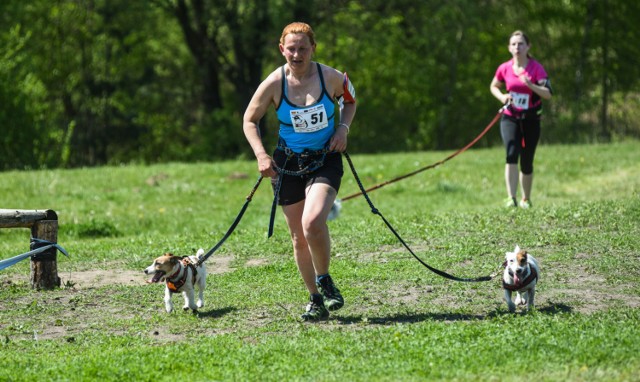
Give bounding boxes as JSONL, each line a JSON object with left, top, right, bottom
{"left": 343, "top": 152, "right": 492, "bottom": 282}
{"left": 340, "top": 106, "right": 506, "bottom": 203}
{"left": 197, "top": 107, "right": 506, "bottom": 271}
{"left": 196, "top": 176, "right": 264, "bottom": 267}
{"left": 197, "top": 145, "right": 329, "bottom": 265}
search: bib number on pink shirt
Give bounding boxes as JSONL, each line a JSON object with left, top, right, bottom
{"left": 290, "top": 104, "right": 329, "bottom": 133}
{"left": 510, "top": 92, "right": 530, "bottom": 110}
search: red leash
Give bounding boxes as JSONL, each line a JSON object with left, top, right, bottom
{"left": 340, "top": 107, "right": 505, "bottom": 202}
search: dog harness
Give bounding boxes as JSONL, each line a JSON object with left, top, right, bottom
{"left": 166, "top": 257, "right": 198, "bottom": 294}
{"left": 502, "top": 264, "right": 538, "bottom": 291}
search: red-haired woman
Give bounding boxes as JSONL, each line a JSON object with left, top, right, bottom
{"left": 243, "top": 22, "right": 356, "bottom": 321}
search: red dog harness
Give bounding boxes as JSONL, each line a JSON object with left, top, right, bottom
{"left": 166, "top": 257, "right": 198, "bottom": 294}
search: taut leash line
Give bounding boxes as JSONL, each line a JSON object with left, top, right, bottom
{"left": 343, "top": 152, "right": 492, "bottom": 282}
{"left": 197, "top": 176, "right": 264, "bottom": 266}
{"left": 340, "top": 107, "right": 505, "bottom": 202}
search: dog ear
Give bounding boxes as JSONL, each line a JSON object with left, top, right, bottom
{"left": 164, "top": 252, "right": 174, "bottom": 257}
{"left": 514, "top": 245, "right": 521, "bottom": 253}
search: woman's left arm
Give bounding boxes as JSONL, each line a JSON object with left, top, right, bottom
{"left": 329, "top": 67, "right": 357, "bottom": 152}
{"left": 520, "top": 74, "right": 552, "bottom": 100}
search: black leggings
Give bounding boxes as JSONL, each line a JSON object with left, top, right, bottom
{"left": 500, "top": 115, "right": 541, "bottom": 175}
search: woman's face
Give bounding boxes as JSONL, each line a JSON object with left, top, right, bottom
{"left": 508, "top": 35, "right": 530, "bottom": 58}
{"left": 280, "top": 33, "right": 315, "bottom": 69}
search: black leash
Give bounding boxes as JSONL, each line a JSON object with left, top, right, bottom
{"left": 343, "top": 152, "right": 492, "bottom": 282}
{"left": 196, "top": 176, "right": 264, "bottom": 267}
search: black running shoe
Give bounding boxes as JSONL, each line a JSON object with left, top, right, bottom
{"left": 300, "top": 295, "right": 329, "bottom": 321}
{"left": 317, "top": 275, "right": 344, "bottom": 311}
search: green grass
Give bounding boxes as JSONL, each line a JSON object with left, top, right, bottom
{"left": 1, "top": 141, "right": 639, "bottom": 381}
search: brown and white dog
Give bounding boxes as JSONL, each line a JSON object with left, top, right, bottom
{"left": 144, "top": 249, "right": 207, "bottom": 313}
{"left": 503, "top": 245, "right": 540, "bottom": 313}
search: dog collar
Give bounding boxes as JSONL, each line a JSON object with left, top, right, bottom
{"left": 503, "top": 267, "right": 538, "bottom": 291}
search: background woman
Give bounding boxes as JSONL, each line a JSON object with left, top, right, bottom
{"left": 490, "top": 30, "right": 552, "bottom": 208}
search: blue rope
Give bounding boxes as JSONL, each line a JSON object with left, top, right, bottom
{"left": 0, "top": 238, "right": 69, "bottom": 271}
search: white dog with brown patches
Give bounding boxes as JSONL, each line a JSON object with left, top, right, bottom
{"left": 503, "top": 245, "right": 540, "bottom": 313}
{"left": 144, "top": 249, "right": 207, "bottom": 313}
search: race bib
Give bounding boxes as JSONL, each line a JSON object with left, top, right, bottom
{"left": 290, "top": 104, "right": 329, "bottom": 133}
{"left": 510, "top": 92, "right": 530, "bottom": 110}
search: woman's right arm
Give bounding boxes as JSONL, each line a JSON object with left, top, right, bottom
{"left": 490, "top": 77, "right": 511, "bottom": 105}
{"left": 243, "top": 73, "right": 279, "bottom": 178}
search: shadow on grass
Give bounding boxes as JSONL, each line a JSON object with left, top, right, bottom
{"left": 335, "top": 302, "right": 573, "bottom": 324}
{"left": 197, "top": 306, "right": 235, "bottom": 319}
{"left": 336, "top": 312, "right": 485, "bottom": 324}
{"left": 537, "top": 302, "right": 573, "bottom": 314}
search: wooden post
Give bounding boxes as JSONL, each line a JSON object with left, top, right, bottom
{"left": 0, "top": 209, "right": 49, "bottom": 228}
{"left": 30, "top": 211, "right": 60, "bottom": 290}
{"left": 0, "top": 209, "right": 61, "bottom": 290}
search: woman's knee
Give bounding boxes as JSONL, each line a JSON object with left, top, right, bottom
{"left": 302, "top": 215, "right": 326, "bottom": 238}
{"left": 520, "top": 164, "right": 534, "bottom": 174}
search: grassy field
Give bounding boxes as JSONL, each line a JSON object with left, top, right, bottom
{"left": 1, "top": 141, "right": 639, "bottom": 381}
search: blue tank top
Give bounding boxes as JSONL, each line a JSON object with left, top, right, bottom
{"left": 276, "top": 63, "right": 336, "bottom": 153}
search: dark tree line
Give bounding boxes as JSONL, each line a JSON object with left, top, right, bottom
{"left": 1, "top": 0, "right": 638, "bottom": 170}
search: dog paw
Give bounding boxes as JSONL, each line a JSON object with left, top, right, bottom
{"left": 197, "top": 300, "right": 204, "bottom": 308}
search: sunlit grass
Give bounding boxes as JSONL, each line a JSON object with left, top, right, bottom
{"left": 0, "top": 141, "right": 639, "bottom": 381}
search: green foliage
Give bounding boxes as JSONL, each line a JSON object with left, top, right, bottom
{"left": 0, "top": 0, "right": 639, "bottom": 170}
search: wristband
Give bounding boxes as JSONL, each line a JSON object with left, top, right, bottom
{"left": 337, "top": 123, "right": 350, "bottom": 134}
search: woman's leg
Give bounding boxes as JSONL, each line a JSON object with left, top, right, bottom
{"left": 506, "top": 164, "right": 519, "bottom": 200}
{"left": 301, "top": 182, "right": 336, "bottom": 276}
{"left": 520, "top": 172, "right": 533, "bottom": 201}
{"left": 282, "top": 200, "right": 319, "bottom": 295}
{"left": 501, "top": 117, "right": 521, "bottom": 204}
{"left": 519, "top": 119, "right": 541, "bottom": 203}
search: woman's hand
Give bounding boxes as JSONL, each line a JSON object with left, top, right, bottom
{"left": 257, "top": 152, "right": 277, "bottom": 178}
{"left": 329, "top": 124, "right": 349, "bottom": 152}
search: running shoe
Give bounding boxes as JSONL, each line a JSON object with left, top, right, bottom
{"left": 317, "top": 275, "right": 344, "bottom": 311}
{"left": 504, "top": 197, "right": 517, "bottom": 208}
{"left": 300, "top": 295, "right": 329, "bottom": 321}
{"left": 519, "top": 199, "right": 532, "bottom": 209}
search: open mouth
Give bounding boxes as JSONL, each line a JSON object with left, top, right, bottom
{"left": 148, "top": 271, "right": 166, "bottom": 283}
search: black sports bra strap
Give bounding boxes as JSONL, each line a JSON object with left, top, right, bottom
{"left": 280, "top": 65, "right": 287, "bottom": 95}
{"left": 316, "top": 63, "right": 326, "bottom": 91}
{"left": 279, "top": 63, "right": 327, "bottom": 108}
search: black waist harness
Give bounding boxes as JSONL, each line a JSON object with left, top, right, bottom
{"left": 275, "top": 138, "right": 330, "bottom": 176}
{"left": 269, "top": 138, "right": 331, "bottom": 237}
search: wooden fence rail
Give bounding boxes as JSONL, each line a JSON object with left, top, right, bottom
{"left": 0, "top": 209, "right": 60, "bottom": 289}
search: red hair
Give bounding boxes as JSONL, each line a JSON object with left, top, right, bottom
{"left": 280, "top": 22, "right": 316, "bottom": 46}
